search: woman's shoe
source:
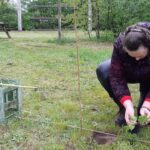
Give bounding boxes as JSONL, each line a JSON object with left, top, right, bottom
{"left": 115, "top": 109, "right": 126, "bottom": 127}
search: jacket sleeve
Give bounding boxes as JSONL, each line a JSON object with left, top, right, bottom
{"left": 137, "top": 22, "right": 150, "bottom": 103}
{"left": 109, "top": 38, "right": 132, "bottom": 105}
{"left": 143, "top": 91, "right": 150, "bottom": 103}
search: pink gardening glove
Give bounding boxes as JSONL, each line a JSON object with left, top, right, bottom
{"left": 140, "top": 101, "right": 150, "bottom": 124}
{"left": 123, "top": 100, "right": 135, "bottom": 125}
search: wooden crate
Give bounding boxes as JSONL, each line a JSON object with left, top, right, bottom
{"left": 0, "top": 79, "right": 22, "bottom": 123}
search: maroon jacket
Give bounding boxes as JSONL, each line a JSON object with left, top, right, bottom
{"left": 109, "top": 22, "right": 150, "bottom": 105}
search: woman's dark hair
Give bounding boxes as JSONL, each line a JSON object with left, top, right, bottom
{"left": 123, "top": 25, "right": 150, "bottom": 51}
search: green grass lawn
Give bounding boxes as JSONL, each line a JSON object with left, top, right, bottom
{"left": 0, "top": 31, "right": 149, "bottom": 150}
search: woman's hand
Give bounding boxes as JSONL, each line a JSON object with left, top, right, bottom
{"left": 123, "top": 100, "right": 135, "bottom": 125}
{"left": 140, "top": 101, "right": 150, "bottom": 124}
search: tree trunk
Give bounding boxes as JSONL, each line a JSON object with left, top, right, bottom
{"left": 58, "top": 0, "right": 62, "bottom": 40}
{"left": 96, "top": 7, "right": 100, "bottom": 39}
{"left": 17, "top": 0, "right": 22, "bottom": 31}
{"left": 88, "top": 0, "right": 92, "bottom": 38}
{"left": 80, "top": 0, "right": 83, "bottom": 5}
{"left": 96, "top": 15, "right": 100, "bottom": 39}
{"left": 107, "top": 0, "right": 113, "bottom": 30}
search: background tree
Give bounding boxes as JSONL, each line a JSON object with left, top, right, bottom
{"left": 88, "top": 0, "right": 92, "bottom": 38}
{"left": 77, "top": 0, "right": 150, "bottom": 38}
{"left": 0, "top": 0, "right": 17, "bottom": 29}
{"left": 1, "top": 0, "right": 150, "bottom": 39}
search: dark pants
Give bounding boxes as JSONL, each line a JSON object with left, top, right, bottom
{"left": 96, "top": 59, "right": 150, "bottom": 115}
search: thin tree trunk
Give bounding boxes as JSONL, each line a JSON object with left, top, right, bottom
{"left": 96, "top": 7, "right": 100, "bottom": 39}
{"left": 88, "top": 0, "right": 92, "bottom": 38}
{"left": 80, "top": 0, "right": 83, "bottom": 5}
{"left": 96, "top": 18, "right": 100, "bottom": 39}
{"left": 17, "top": 0, "right": 22, "bottom": 31}
{"left": 58, "top": 0, "right": 62, "bottom": 40}
{"left": 107, "top": 0, "right": 113, "bottom": 30}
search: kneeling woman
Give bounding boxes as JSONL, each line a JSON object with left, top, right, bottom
{"left": 96, "top": 22, "right": 150, "bottom": 126}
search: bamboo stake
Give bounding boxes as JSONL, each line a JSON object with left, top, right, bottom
{"left": 73, "top": 1, "right": 83, "bottom": 132}
{"left": 0, "top": 83, "right": 38, "bottom": 89}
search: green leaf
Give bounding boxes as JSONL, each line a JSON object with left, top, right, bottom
{"left": 138, "top": 116, "right": 148, "bottom": 125}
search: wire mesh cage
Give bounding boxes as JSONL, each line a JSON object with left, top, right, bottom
{"left": 0, "top": 79, "right": 22, "bottom": 123}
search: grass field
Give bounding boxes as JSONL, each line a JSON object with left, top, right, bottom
{"left": 0, "top": 31, "right": 150, "bottom": 150}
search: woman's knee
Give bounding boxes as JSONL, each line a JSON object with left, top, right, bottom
{"left": 96, "top": 59, "right": 117, "bottom": 101}
{"left": 96, "top": 59, "right": 111, "bottom": 80}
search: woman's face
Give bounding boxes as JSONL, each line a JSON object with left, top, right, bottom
{"left": 124, "top": 45, "right": 149, "bottom": 61}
